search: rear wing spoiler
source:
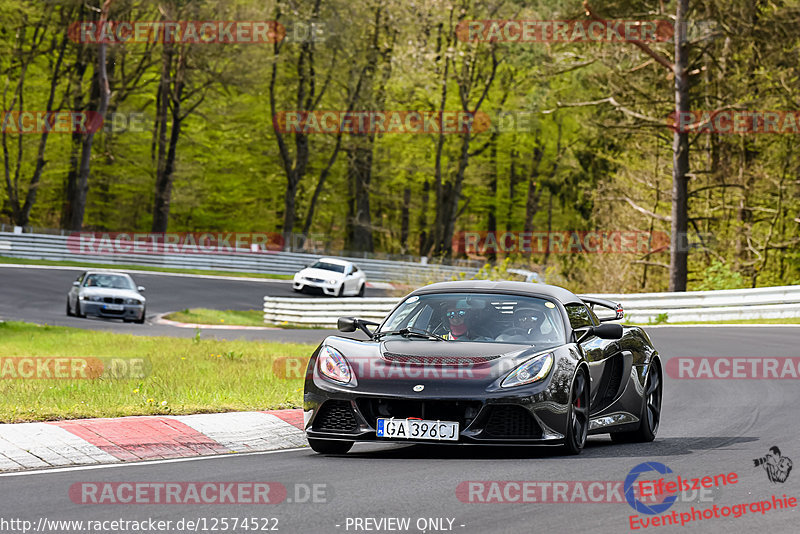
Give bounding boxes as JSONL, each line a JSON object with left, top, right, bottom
{"left": 579, "top": 296, "right": 624, "bottom": 322}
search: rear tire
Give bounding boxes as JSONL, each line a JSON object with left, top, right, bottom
{"left": 610, "top": 362, "right": 662, "bottom": 443}
{"left": 308, "top": 438, "right": 353, "bottom": 455}
{"left": 563, "top": 369, "right": 589, "bottom": 455}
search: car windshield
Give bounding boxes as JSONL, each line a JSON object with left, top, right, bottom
{"left": 83, "top": 274, "right": 135, "bottom": 290}
{"left": 378, "top": 292, "right": 566, "bottom": 346}
{"left": 310, "top": 261, "right": 345, "bottom": 273}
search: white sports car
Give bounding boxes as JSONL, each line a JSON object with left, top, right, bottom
{"left": 293, "top": 258, "right": 367, "bottom": 297}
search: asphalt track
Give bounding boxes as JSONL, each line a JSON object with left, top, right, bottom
{"left": 1, "top": 265, "right": 799, "bottom": 533}
{"left": 0, "top": 265, "right": 377, "bottom": 343}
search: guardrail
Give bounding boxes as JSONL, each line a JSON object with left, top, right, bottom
{"left": 264, "top": 285, "right": 800, "bottom": 327}
{"left": 0, "top": 231, "right": 479, "bottom": 282}
{"left": 264, "top": 297, "right": 400, "bottom": 326}
{"left": 583, "top": 285, "right": 800, "bottom": 323}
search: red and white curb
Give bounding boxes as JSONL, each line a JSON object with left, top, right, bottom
{"left": 0, "top": 409, "right": 305, "bottom": 472}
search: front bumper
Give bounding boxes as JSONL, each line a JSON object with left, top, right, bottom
{"left": 305, "top": 397, "right": 568, "bottom": 445}
{"left": 293, "top": 278, "right": 342, "bottom": 295}
{"left": 304, "top": 362, "right": 578, "bottom": 445}
{"left": 80, "top": 301, "right": 144, "bottom": 320}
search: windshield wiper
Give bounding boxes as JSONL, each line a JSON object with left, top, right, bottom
{"left": 374, "top": 327, "right": 448, "bottom": 342}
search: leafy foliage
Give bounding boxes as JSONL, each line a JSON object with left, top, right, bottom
{"left": 1, "top": 0, "right": 798, "bottom": 292}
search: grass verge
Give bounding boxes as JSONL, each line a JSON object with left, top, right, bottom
{"left": 165, "top": 308, "right": 266, "bottom": 327}
{"left": 0, "top": 321, "right": 311, "bottom": 423}
{"left": 0, "top": 256, "right": 292, "bottom": 280}
{"left": 164, "top": 308, "right": 325, "bottom": 329}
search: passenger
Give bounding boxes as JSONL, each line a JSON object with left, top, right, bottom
{"left": 444, "top": 300, "right": 474, "bottom": 340}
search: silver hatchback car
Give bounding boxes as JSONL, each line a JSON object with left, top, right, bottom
{"left": 66, "top": 271, "right": 146, "bottom": 324}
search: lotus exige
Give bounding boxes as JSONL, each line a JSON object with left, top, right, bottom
{"left": 303, "top": 281, "right": 662, "bottom": 455}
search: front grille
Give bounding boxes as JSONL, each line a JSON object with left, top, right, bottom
{"left": 102, "top": 297, "right": 124, "bottom": 304}
{"left": 313, "top": 400, "right": 358, "bottom": 433}
{"left": 357, "top": 398, "right": 482, "bottom": 429}
{"left": 482, "top": 405, "right": 542, "bottom": 438}
{"left": 305, "top": 277, "right": 325, "bottom": 283}
{"left": 382, "top": 353, "right": 500, "bottom": 366}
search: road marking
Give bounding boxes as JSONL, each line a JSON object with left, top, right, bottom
{"left": 0, "top": 447, "right": 309, "bottom": 478}
{"left": 0, "top": 263, "right": 293, "bottom": 283}
{"left": 638, "top": 323, "right": 800, "bottom": 328}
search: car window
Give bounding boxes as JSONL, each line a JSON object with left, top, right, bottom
{"left": 586, "top": 306, "right": 600, "bottom": 326}
{"left": 310, "top": 261, "right": 345, "bottom": 273}
{"left": 379, "top": 293, "right": 566, "bottom": 346}
{"left": 83, "top": 274, "right": 135, "bottom": 290}
{"left": 565, "top": 303, "right": 593, "bottom": 329}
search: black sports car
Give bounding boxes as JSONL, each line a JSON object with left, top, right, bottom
{"left": 303, "top": 280, "right": 662, "bottom": 455}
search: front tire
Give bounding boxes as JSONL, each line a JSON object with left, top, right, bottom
{"left": 75, "top": 301, "right": 85, "bottom": 318}
{"left": 135, "top": 307, "right": 146, "bottom": 324}
{"left": 336, "top": 285, "right": 344, "bottom": 297}
{"left": 357, "top": 283, "right": 365, "bottom": 297}
{"left": 66, "top": 299, "right": 74, "bottom": 316}
{"left": 610, "top": 362, "right": 662, "bottom": 443}
{"left": 308, "top": 438, "right": 353, "bottom": 455}
{"left": 563, "top": 369, "right": 589, "bottom": 455}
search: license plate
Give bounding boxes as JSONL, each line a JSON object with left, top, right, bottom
{"left": 376, "top": 418, "right": 459, "bottom": 441}
{"left": 104, "top": 304, "right": 124, "bottom": 311}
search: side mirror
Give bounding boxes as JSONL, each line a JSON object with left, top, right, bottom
{"left": 137, "top": 286, "right": 145, "bottom": 292}
{"left": 72, "top": 281, "right": 80, "bottom": 287}
{"left": 337, "top": 317, "right": 357, "bottom": 332}
{"left": 338, "top": 317, "right": 379, "bottom": 337}
{"left": 591, "top": 323, "right": 623, "bottom": 339}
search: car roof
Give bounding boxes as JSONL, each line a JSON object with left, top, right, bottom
{"left": 83, "top": 271, "right": 133, "bottom": 278}
{"left": 314, "top": 257, "right": 352, "bottom": 266}
{"left": 408, "top": 280, "right": 583, "bottom": 305}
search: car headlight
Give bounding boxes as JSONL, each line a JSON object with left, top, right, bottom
{"left": 84, "top": 295, "right": 103, "bottom": 302}
{"left": 328, "top": 279, "right": 338, "bottom": 285}
{"left": 317, "top": 346, "right": 352, "bottom": 384}
{"left": 501, "top": 352, "right": 554, "bottom": 388}
{"left": 124, "top": 298, "right": 142, "bottom": 305}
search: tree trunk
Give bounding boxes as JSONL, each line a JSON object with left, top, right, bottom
{"left": 152, "top": 45, "right": 183, "bottom": 233}
{"left": 418, "top": 180, "right": 429, "bottom": 255}
{"left": 669, "top": 0, "right": 690, "bottom": 292}
{"left": 347, "top": 144, "right": 375, "bottom": 252}
{"left": 63, "top": 0, "right": 113, "bottom": 231}
{"left": 19, "top": 24, "right": 69, "bottom": 226}
{"left": 400, "top": 186, "right": 411, "bottom": 254}
{"left": 506, "top": 148, "right": 518, "bottom": 232}
{"left": 543, "top": 191, "right": 553, "bottom": 265}
{"left": 61, "top": 29, "right": 89, "bottom": 229}
{"left": 523, "top": 144, "right": 544, "bottom": 233}
{"left": 486, "top": 132, "right": 498, "bottom": 263}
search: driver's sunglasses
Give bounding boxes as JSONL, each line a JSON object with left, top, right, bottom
{"left": 446, "top": 310, "right": 467, "bottom": 319}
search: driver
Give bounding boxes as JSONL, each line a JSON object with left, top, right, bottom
{"left": 512, "top": 307, "right": 546, "bottom": 337}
